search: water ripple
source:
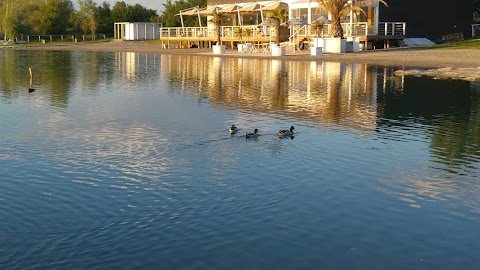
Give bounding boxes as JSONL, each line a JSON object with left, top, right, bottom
{"left": 2, "top": 51, "right": 480, "bottom": 270}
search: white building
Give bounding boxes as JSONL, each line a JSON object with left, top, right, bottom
{"left": 114, "top": 22, "right": 160, "bottom": 41}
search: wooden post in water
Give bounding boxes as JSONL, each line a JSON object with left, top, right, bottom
{"left": 28, "top": 67, "right": 35, "bottom": 93}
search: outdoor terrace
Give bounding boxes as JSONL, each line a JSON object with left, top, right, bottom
{"left": 158, "top": 22, "right": 406, "bottom": 49}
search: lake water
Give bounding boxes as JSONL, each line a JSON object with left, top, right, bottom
{"left": 1, "top": 50, "right": 480, "bottom": 270}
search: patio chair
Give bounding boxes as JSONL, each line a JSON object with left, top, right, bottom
{"left": 244, "top": 43, "right": 255, "bottom": 53}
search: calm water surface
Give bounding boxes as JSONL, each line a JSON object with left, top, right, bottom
{"left": 1, "top": 50, "right": 480, "bottom": 269}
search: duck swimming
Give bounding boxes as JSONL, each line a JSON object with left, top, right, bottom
{"left": 245, "top": 129, "right": 259, "bottom": 138}
{"left": 229, "top": 125, "right": 238, "bottom": 134}
{"left": 279, "top": 126, "right": 295, "bottom": 137}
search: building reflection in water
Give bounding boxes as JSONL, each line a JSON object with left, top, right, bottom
{"left": 115, "top": 52, "right": 160, "bottom": 81}
{"left": 160, "top": 54, "right": 406, "bottom": 132}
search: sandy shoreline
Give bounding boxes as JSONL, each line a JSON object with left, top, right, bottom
{"left": 4, "top": 41, "right": 480, "bottom": 80}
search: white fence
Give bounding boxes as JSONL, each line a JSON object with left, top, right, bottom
{"left": 25, "top": 34, "right": 110, "bottom": 43}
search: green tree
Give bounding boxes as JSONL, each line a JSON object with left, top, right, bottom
{"left": 40, "top": 0, "right": 75, "bottom": 34}
{"left": 3, "top": 11, "right": 20, "bottom": 39}
{"left": 111, "top": 1, "right": 129, "bottom": 22}
{"left": 267, "top": 8, "right": 288, "bottom": 45}
{"left": 313, "top": 0, "right": 387, "bottom": 38}
{"left": 0, "top": 0, "right": 43, "bottom": 37}
{"left": 208, "top": 10, "right": 227, "bottom": 45}
{"left": 95, "top": 2, "right": 113, "bottom": 34}
{"left": 311, "top": 20, "right": 325, "bottom": 38}
{"left": 129, "top": 3, "right": 157, "bottom": 22}
{"left": 18, "top": 0, "right": 43, "bottom": 35}
{"left": 244, "top": 27, "right": 252, "bottom": 42}
{"left": 88, "top": 11, "right": 97, "bottom": 38}
{"left": 77, "top": 0, "right": 97, "bottom": 37}
{"left": 161, "top": 0, "right": 206, "bottom": 27}
{"left": 161, "top": 0, "right": 180, "bottom": 26}
{"left": 111, "top": 1, "right": 158, "bottom": 23}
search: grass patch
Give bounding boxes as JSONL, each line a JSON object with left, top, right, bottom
{"left": 416, "top": 38, "right": 480, "bottom": 50}
{"left": 146, "top": 40, "right": 163, "bottom": 45}
{"left": 3, "top": 38, "right": 114, "bottom": 47}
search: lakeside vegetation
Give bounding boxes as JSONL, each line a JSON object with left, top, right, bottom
{"left": 418, "top": 38, "right": 480, "bottom": 49}
{"left": 0, "top": 0, "right": 208, "bottom": 41}
{"left": 0, "top": 0, "right": 160, "bottom": 41}
{"left": 1, "top": 0, "right": 479, "bottom": 42}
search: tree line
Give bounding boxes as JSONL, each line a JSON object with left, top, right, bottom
{"left": 0, "top": 0, "right": 160, "bottom": 40}
{"left": 3, "top": 0, "right": 478, "bottom": 40}
{"left": 160, "top": 0, "right": 206, "bottom": 27}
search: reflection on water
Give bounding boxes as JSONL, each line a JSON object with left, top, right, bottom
{"left": 1, "top": 50, "right": 479, "bottom": 201}
{"left": 159, "top": 54, "right": 480, "bottom": 207}
{"left": 1, "top": 50, "right": 480, "bottom": 269}
{"left": 162, "top": 55, "right": 403, "bottom": 131}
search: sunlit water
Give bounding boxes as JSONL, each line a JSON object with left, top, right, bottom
{"left": 1, "top": 50, "right": 480, "bottom": 270}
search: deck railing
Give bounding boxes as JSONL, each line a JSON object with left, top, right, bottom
{"left": 160, "top": 26, "right": 270, "bottom": 39}
{"left": 159, "top": 22, "right": 406, "bottom": 39}
{"left": 377, "top": 22, "right": 406, "bottom": 36}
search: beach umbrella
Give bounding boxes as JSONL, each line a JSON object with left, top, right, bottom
{"left": 312, "top": 16, "right": 332, "bottom": 24}
{"left": 258, "top": 18, "right": 275, "bottom": 27}
{"left": 284, "top": 17, "right": 308, "bottom": 26}
{"left": 282, "top": 18, "right": 308, "bottom": 52}
{"left": 258, "top": 18, "right": 276, "bottom": 43}
{"left": 311, "top": 16, "right": 331, "bottom": 38}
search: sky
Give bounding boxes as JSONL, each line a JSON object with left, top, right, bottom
{"left": 104, "top": 0, "right": 167, "bottom": 13}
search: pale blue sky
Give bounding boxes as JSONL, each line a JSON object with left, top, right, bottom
{"left": 103, "top": 0, "right": 167, "bottom": 13}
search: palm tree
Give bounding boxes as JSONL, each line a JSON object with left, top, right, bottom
{"left": 311, "top": 21, "right": 325, "bottom": 38}
{"left": 208, "top": 11, "right": 227, "bottom": 45}
{"left": 313, "top": 0, "right": 387, "bottom": 38}
{"left": 234, "top": 27, "right": 244, "bottom": 42}
{"left": 244, "top": 27, "right": 252, "bottom": 43}
{"left": 267, "top": 8, "right": 288, "bottom": 46}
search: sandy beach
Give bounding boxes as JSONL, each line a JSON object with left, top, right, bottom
{"left": 6, "top": 40, "right": 480, "bottom": 80}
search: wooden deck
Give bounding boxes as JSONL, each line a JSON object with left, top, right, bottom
{"left": 156, "top": 22, "right": 406, "bottom": 49}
